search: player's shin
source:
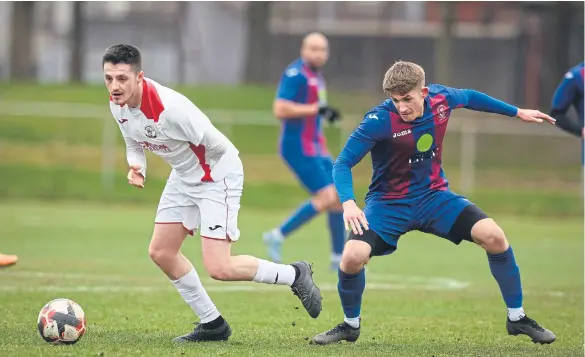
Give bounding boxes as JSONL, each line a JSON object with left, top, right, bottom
{"left": 328, "top": 211, "right": 346, "bottom": 264}
{"left": 172, "top": 265, "right": 222, "bottom": 324}
{"left": 487, "top": 246, "right": 525, "bottom": 320}
{"left": 279, "top": 200, "right": 319, "bottom": 236}
{"left": 338, "top": 268, "right": 366, "bottom": 328}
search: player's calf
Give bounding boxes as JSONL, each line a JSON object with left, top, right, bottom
{"left": 202, "top": 238, "right": 322, "bottom": 318}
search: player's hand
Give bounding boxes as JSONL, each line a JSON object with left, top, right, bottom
{"left": 342, "top": 200, "right": 369, "bottom": 235}
{"left": 319, "top": 105, "right": 341, "bottom": 123}
{"left": 516, "top": 109, "right": 556, "bottom": 125}
{"left": 127, "top": 165, "right": 145, "bottom": 189}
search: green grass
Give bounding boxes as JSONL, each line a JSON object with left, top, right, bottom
{"left": 0, "top": 85, "right": 582, "bottom": 218}
{"left": 0, "top": 82, "right": 381, "bottom": 114}
{"left": 0, "top": 164, "right": 581, "bottom": 217}
{"left": 0, "top": 201, "right": 582, "bottom": 356}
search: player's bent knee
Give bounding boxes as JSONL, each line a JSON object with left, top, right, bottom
{"left": 471, "top": 218, "right": 509, "bottom": 253}
{"left": 312, "top": 185, "right": 338, "bottom": 211}
{"left": 202, "top": 252, "right": 232, "bottom": 281}
{"left": 340, "top": 240, "right": 371, "bottom": 273}
{"left": 149, "top": 223, "right": 188, "bottom": 264}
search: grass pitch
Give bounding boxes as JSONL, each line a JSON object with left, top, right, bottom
{"left": 0, "top": 201, "right": 582, "bottom": 356}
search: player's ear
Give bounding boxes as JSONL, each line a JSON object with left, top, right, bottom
{"left": 136, "top": 71, "right": 144, "bottom": 83}
{"left": 421, "top": 87, "right": 429, "bottom": 98}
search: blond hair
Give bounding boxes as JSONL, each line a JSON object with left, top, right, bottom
{"left": 382, "top": 61, "right": 426, "bottom": 96}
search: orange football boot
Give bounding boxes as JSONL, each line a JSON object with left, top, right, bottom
{"left": 0, "top": 253, "right": 18, "bottom": 267}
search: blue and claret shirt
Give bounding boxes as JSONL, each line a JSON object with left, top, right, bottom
{"left": 550, "top": 61, "right": 584, "bottom": 136}
{"left": 275, "top": 58, "right": 328, "bottom": 157}
{"left": 332, "top": 84, "right": 519, "bottom": 202}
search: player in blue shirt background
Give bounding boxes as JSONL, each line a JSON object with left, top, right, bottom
{"left": 311, "top": 61, "right": 557, "bottom": 345}
{"left": 550, "top": 61, "right": 584, "bottom": 139}
{"left": 263, "top": 33, "right": 345, "bottom": 270}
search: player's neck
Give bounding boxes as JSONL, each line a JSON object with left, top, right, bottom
{"left": 127, "top": 86, "right": 143, "bottom": 108}
{"left": 301, "top": 59, "right": 319, "bottom": 73}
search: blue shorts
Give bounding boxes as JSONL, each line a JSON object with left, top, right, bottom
{"left": 282, "top": 154, "right": 334, "bottom": 194}
{"left": 364, "top": 189, "right": 474, "bottom": 253}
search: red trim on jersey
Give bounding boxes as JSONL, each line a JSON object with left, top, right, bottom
{"left": 188, "top": 142, "right": 213, "bottom": 182}
{"left": 429, "top": 94, "right": 449, "bottom": 191}
{"left": 384, "top": 112, "right": 414, "bottom": 198}
{"left": 223, "top": 178, "right": 232, "bottom": 242}
{"left": 201, "top": 235, "right": 228, "bottom": 241}
{"left": 300, "top": 65, "right": 319, "bottom": 156}
{"left": 140, "top": 79, "right": 165, "bottom": 122}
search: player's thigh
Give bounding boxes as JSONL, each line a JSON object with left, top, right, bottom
{"left": 152, "top": 177, "right": 195, "bottom": 255}
{"left": 196, "top": 172, "right": 243, "bottom": 242}
{"left": 416, "top": 190, "right": 488, "bottom": 245}
{"left": 149, "top": 222, "right": 190, "bottom": 257}
{"left": 359, "top": 199, "right": 411, "bottom": 254}
{"left": 282, "top": 154, "right": 332, "bottom": 195}
{"left": 156, "top": 178, "right": 201, "bottom": 235}
{"left": 346, "top": 229, "right": 397, "bottom": 262}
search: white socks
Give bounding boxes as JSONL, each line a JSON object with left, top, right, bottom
{"left": 173, "top": 268, "right": 220, "bottom": 323}
{"left": 508, "top": 307, "right": 525, "bottom": 321}
{"left": 344, "top": 316, "right": 360, "bottom": 328}
{"left": 253, "top": 259, "right": 296, "bottom": 286}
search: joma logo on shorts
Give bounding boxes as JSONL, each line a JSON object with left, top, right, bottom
{"left": 393, "top": 129, "right": 412, "bottom": 138}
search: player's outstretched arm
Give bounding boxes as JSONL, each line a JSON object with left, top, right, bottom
{"left": 549, "top": 73, "right": 582, "bottom": 137}
{"left": 447, "top": 87, "right": 556, "bottom": 125}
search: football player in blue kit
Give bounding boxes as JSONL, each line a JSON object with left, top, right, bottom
{"left": 311, "top": 61, "right": 557, "bottom": 345}
{"left": 263, "top": 33, "right": 345, "bottom": 270}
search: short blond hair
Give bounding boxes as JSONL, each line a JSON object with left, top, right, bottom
{"left": 383, "top": 61, "right": 426, "bottom": 96}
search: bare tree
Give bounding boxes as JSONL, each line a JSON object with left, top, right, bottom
{"left": 69, "top": 1, "right": 85, "bottom": 83}
{"left": 9, "top": 2, "right": 36, "bottom": 80}
{"left": 434, "top": 1, "right": 456, "bottom": 84}
{"left": 244, "top": 1, "right": 272, "bottom": 84}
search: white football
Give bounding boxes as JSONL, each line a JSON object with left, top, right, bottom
{"left": 37, "top": 298, "right": 87, "bottom": 345}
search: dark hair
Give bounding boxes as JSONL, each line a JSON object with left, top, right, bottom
{"left": 102, "top": 44, "right": 142, "bottom": 71}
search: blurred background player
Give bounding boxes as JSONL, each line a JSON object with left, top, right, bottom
{"left": 549, "top": 62, "right": 584, "bottom": 171}
{"left": 263, "top": 32, "right": 345, "bottom": 270}
{"left": 104, "top": 44, "right": 322, "bottom": 343}
{"left": 549, "top": 61, "right": 584, "bottom": 139}
{"left": 0, "top": 252, "right": 17, "bottom": 267}
{"left": 312, "top": 61, "right": 557, "bottom": 345}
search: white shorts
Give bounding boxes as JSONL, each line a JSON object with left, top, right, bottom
{"left": 155, "top": 169, "right": 243, "bottom": 241}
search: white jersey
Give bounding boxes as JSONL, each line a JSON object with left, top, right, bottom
{"left": 109, "top": 78, "right": 240, "bottom": 185}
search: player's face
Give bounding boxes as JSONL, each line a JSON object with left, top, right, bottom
{"left": 302, "top": 41, "right": 329, "bottom": 68}
{"left": 103, "top": 62, "right": 144, "bottom": 107}
{"left": 390, "top": 87, "right": 429, "bottom": 122}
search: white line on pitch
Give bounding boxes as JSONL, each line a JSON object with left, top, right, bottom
{"left": 2, "top": 270, "right": 471, "bottom": 291}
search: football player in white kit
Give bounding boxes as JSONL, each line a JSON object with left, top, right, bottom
{"left": 103, "top": 44, "right": 322, "bottom": 342}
